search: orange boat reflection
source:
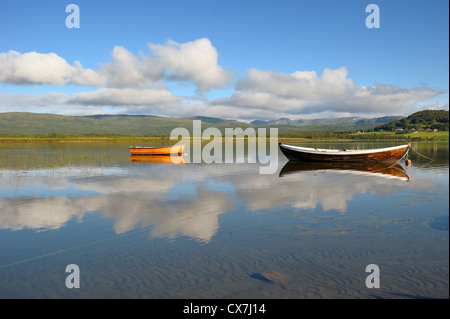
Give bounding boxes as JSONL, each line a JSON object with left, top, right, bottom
{"left": 279, "top": 161, "right": 410, "bottom": 182}
{"left": 130, "top": 155, "right": 186, "bottom": 165}
{"left": 129, "top": 144, "right": 185, "bottom": 155}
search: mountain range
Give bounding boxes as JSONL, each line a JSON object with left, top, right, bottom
{"left": 250, "top": 116, "right": 403, "bottom": 126}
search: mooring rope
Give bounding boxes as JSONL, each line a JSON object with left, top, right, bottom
{"left": 0, "top": 225, "right": 154, "bottom": 270}
{"left": 409, "top": 144, "right": 435, "bottom": 162}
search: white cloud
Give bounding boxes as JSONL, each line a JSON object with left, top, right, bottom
{"left": 148, "top": 38, "right": 233, "bottom": 92}
{"left": 71, "top": 61, "right": 106, "bottom": 86}
{"left": 68, "top": 88, "right": 180, "bottom": 106}
{"left": 0, "top": 50, "right": 105, "bottom": 86}
{"left": 0, "top": 89, "right": 182, "bottom": 116}
{"left": 237, "top": 67, "right": 355, "bottom": 100}
{"left": 0, "top": 40, "right": 444, "bottom": 119}
{"left": 99, "top": 46, "right": 151, "bottom": 88}
{"left": 213, "top": 67, "right": 442, "bottom": 119}
{"left": 0, "top": 51, "right": 73, "bottom": 85}
{"left": 94, "top": 38, "right": 234, "bottom": 91}
{"left": 0, "top": 92, "right": 67, "bottom": 107}
{"left": 0, "top": 38, "right": 233, "bottom": 97}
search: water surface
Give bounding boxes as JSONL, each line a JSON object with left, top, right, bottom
{"left": 0, "top": 141, "right": 448, "bottom": 298}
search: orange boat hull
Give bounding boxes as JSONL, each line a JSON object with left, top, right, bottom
{"left": 129, "top": 145, "right": 185, "bottom": 155}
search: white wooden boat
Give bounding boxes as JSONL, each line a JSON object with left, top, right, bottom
{"left": 279, "top": 143, "right": 410, "bottom": 163}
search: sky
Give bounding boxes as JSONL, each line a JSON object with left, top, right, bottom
{"left": 0, "top": 0, "right": 448, "bottom": 121}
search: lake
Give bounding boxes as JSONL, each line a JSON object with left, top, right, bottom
{"left": 0, "top": 141, "right": 448, "bottom": 299}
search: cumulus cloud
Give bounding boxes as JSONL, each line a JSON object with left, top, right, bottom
{"left": 68, "top": 88, "right": 180, "bottom": 106}
{"left": 213, "top": 67, "right": 442, "bottom": 118}
{"left": 71, "top": 61, "right": 107, "bottom": 86}
{"left": 335, "top": 82, "right": 441, "bottom": 114}
{"left": 0, "top": 92, "right": 67, "bottom": 107}
{"left": 0, "top": 39, "right": 444, "bottom": 119}
{"left": 0, "top": 38, "right": 233, "bottom": 94}
{"left": 148, "top": 38, "right": 233, "bottom": 92}
{"left": 0, "top": 50, "right": 105, "bottom": 86}
{"left": 237, "top": 67, "right": 355, "bottom": 100}
{"left": 99, "top": 46, "right": 154, "bottom": 88}
{"left": 97, "top": 38, "right": 233, "bottom": 91}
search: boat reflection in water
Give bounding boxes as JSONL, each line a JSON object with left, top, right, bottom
{"left": 130, "top": 154, "right": 186, "bottom": 165}
{"left": 129, "top": 144, "right": 185, "bottom": 156}
{"left": 279, "top": 161, "right": 410, "bottom": 182}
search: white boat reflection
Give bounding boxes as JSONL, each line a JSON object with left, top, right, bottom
{"left": 279, "top": 161, "right": 410, "bottom": 182}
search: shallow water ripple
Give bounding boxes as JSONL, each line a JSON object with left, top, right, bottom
{"left": 0, "top": 142, "right": 448, "bottom": 298}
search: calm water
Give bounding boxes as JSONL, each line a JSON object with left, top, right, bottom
{"left": 0, "top": 141, "right": 448, "bottom": 299}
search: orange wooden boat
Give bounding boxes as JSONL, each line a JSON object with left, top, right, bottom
{"left": 129, "top": 144, "right": 185, "bottom": 155}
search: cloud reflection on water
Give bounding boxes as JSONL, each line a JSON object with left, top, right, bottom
{"left": 0, "top": 160, "right": 435, "bottom": 243}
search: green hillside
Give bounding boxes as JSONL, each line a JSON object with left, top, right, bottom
{"left": 375, "top": 110, "right": 449, "bottom": 131}
{"left": 0, "top": 113, "right": 250, "bottom": 136}
{"left": 0, "top": 112, "right": 400, "bottom": 136}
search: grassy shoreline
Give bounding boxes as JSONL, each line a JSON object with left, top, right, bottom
{"left": 0, "top": 131, "right": 448, "bottom": 144}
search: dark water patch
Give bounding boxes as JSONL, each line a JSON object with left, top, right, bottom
{"left": 430, "top": 215, "right": 449, "bottom": 231}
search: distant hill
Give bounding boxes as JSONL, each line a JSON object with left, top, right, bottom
{"left": 374, "top": 110, "right": 449, "bottom": 131}
{"left": 0, "top": 112, "right": 417, "bottom": 136}
{"left": 250, "top": 116, "right": 403, "bottom": 127}
{"left": 0, "top": 112, "right": 249, "bottom": 136}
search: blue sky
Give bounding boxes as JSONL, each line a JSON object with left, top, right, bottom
{"left": 0, "top": 0, "right": 448, "bottom": 120}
